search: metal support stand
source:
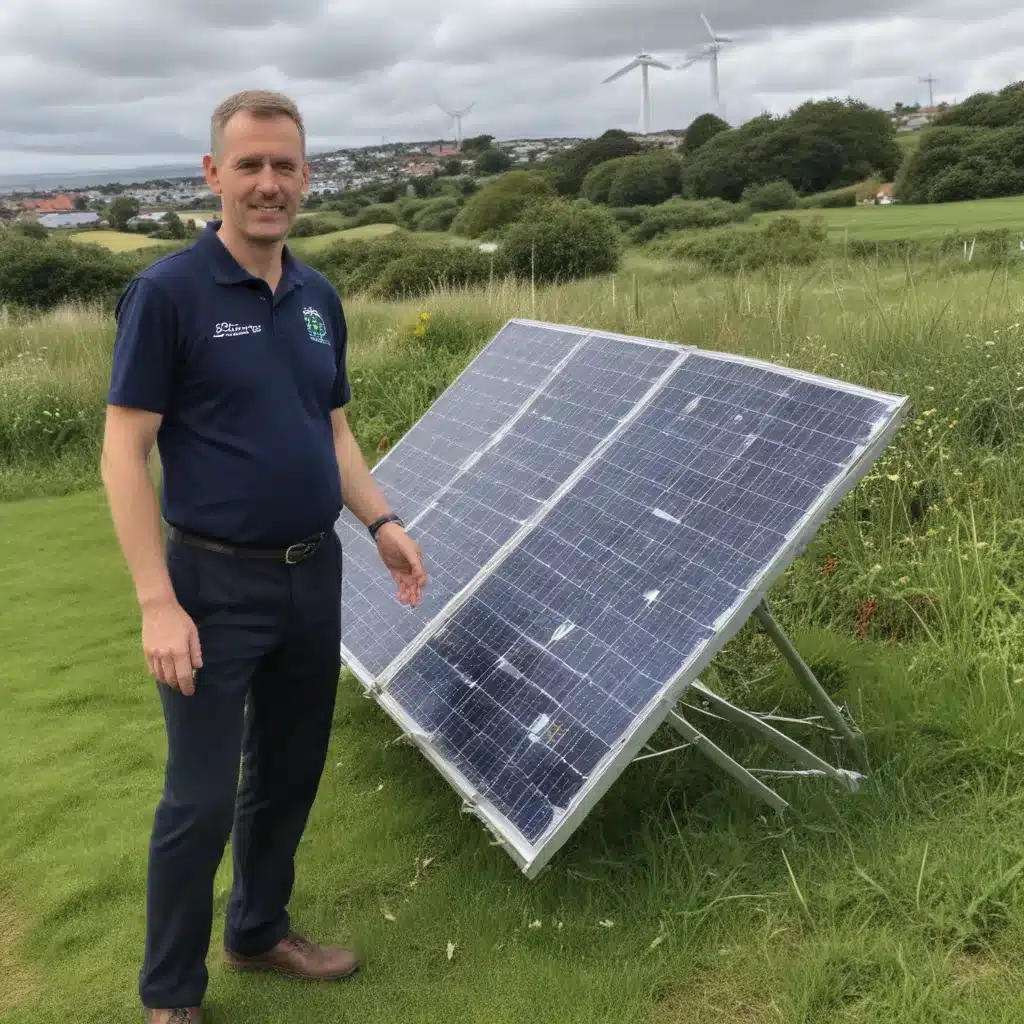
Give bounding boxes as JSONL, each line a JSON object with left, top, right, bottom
{"left": 657, "top": 599, "right": 868, "bottom": 816}
{"left": 752, "top": 600, "right": 869, "bottom": 772}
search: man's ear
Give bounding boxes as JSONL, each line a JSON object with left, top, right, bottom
{"left": 203, "top": 154, "right": 222, "bottom": 197}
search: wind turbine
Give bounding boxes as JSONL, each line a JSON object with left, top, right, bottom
{"left": 602, "top": 52, "right": 672, "bottom": 135}
{"left": 437, "top": 102, "right": 475, "bottom": 149}
{"left": 678, "top": 12, "right": 733, "bottom": 116}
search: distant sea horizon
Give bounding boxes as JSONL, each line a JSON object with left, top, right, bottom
{"left": 0, "top": 162, "right": 205, "bottom": 192}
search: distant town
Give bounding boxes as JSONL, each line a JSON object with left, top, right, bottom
{"left": 0, "top": 134, "right": 600, "bottom": 227}
{"left": 0, "top": 103, "right": 943, "bottom": 228}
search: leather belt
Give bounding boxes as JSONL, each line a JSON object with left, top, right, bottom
{"left": 166, "top": 525, "right": 327, "bottom": 565}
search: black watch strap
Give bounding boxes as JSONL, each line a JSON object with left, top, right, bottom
{"left": 368, "top": 513, "right": 404, "bottom": 541}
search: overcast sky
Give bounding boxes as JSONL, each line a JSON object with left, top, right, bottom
{"left": 1, "top": 0, "right": 1021, "bottom": 174}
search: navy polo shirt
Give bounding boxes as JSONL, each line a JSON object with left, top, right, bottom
{"left": 108, "top": 220, "right": 351, "bottom": 547}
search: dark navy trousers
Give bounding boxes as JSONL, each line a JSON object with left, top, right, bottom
{"left": 139, "top": 530, "right": 342, "bottom": 1009}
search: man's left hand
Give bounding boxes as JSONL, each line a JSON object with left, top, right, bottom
{"left": 376, "top": 524, "right": 428, "bottom": 608}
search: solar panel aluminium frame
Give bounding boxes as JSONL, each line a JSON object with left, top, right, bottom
{"left": 338, "top": 318, "right": 911, "bottom": 879}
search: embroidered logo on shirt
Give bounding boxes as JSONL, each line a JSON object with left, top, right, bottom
{"left": 213, "top": 321, "right": 262, "bottom": 338}
{"left": 303, "top": 307, "right": 330, "bottom": 345}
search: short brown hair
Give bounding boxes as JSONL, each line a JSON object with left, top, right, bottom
{"left": 210, "top": 90, "right": 306, "bottom": 157}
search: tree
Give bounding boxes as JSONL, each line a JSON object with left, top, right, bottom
{"left": 682, "top": 113, "right": 730, "bottom": 155}
{"left": 107, "top": 196, "right": 140, "bottom": 231}
{"left": 461, "top": 134, "right": 495, "bottom": 155}
{"left": 73, "top": 195, "right": 89, "bottom": 211}
{"left": 682, "top": 99, "right": 900, "bottom": 200}
{"left": 474, "top": 147, "right": 513, "bottom": 175}
{"left": 547, "top": 129, "right": 642, "bottom": 196}
{"left": 443, "top": 159, "right": 463, "bottom": 176}
{"left": 161, "top": 210, "right": 187, "bottom": 239}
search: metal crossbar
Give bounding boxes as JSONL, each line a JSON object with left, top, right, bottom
{"left": 653, "top": 600, "right": 866, "bottom": 814}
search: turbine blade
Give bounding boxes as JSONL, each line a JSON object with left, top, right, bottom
{"left": 602, "top": 59, "right": 641, "bottom": 83}
{"left": 649, "top": 59, "right": 672, "bottom": 71}
{"left": 701, "top": 12, "right": 715, "bottom": 39}
{"left": 716, "top": 34, "right": 734, "bottom": 43}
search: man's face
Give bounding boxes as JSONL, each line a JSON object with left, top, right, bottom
{"left": 203, "top": 110, "right": 309, "bottom": 245}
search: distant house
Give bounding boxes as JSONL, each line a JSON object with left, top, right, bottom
{"left": 23, "top": 194, "right": 75, "bottom": 214}
{"left": 874, "top": 183, "right": 896, "bottom": 205}
{"left": 424, "top": 144, "right": 460, "bottom": 158}
{"left": 38, "top": 211, "right": 100, "bottom": 228}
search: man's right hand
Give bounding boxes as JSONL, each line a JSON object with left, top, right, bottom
{"left": 142, "top": 597, "right": 203, "bottom": 696}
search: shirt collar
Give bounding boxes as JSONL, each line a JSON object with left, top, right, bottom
{"left": 198, "top": 219, "right": 307, "bottom": 292}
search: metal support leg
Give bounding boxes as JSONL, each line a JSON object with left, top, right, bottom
{"left": 666, "top": 710, "right": 789, "bottom": 815}
{"left": 752, "top": 600, "right": 869, "bottom": 771}
{"left": 688, "top": 682, "right": 863, "bottom": 792}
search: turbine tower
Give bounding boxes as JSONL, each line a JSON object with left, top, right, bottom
{"left": 438, "top": 102, "right": 475, "bottom": 148}
{"left": 602, "top": 52, "right": 672, "bottom": 135}
{"left": 920, "top": 73, "right": 938, "bottom": 108}
{"left": 678, "top": 12, "right": 733, "bottom": 116}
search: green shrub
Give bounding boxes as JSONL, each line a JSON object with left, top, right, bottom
{"left": 0, "top": 236, "right": 139, "bottom": 309}
{"left": 304, "top": 233, "right": 412, "bottom": 295}
{"left": 609, "top": 206, "right": 650, "bottom": 227}
{"left": 13, "top": 221, "right": 49, "bottom": 240}
{"left": 580, "top": 160, "right": 624, "bottom": 205}
{"left": 667, "top": 216, "right": 828, "bottom": 273}
{"left": 451, "top": 171, "right": 554, "bottom": 238}
{"left": 289, "top": 215, "right": 339, "bottom": 238}
{"left": 628, "top": 198, "right": 751, "bottom": 243}
{"left": 501, "top": 200, "right": 620, "bottom": 284}
{"left": 583, "top": 153, "right": 683, "bottom": 208}
{"left": 741, "top": 180, "right": 798, "bottom": 212}
{"left": 347, "top": 203, "right": 399, "bottom": 228}
{"left": 374, "top": 246, "right": 503, "bottom": 299}
{"left": 412, "top": 197, "right": 462, "bottom": 233}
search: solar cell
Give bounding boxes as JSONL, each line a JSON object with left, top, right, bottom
{"left": 337, "top": 320, "right": 908, "bottom": 875}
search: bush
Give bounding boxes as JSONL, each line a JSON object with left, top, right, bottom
{"left": 580, "top": 160, "right": 623, "bottom": 205}
{"left": 412, "top": 197, "right": 462, "bottom": 233}
{"left": 501, "top": 200, "right": 620, "bottom": 284}
{"left": 582, "top": 154, "right": 683, "bottom": 208}
{"left": 742, "top": 180, "right": 798, "bottom": 212}
{"left": 13, "top": 221, "right": 48, "bottom": 240}
{"left": 304, "top": 233, "right": 412, "bottom": 295}
{"left": 451, "top": 171, "right": 553, "bottom": 238}
{"left": 375, "top": 246, "right": 503, "bottom": 299}
{"left": 289, "top": 215, "right": 339, "bottom": 238}
{"left": 0, "top": 235, "right": 139, "bottom": 309}
{"left": 628, "top": 198, "right": 751, "bottom": 243}
{"left": 609, "top": 206, "right": 650, "bottom": 228}
{"left": 347, "top": 203, "right": 398, "bottom": 228}
{"left": 667, "top": 216, "right": 828, "bottom": 273}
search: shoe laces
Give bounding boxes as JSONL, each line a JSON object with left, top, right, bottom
{"left": 284, "top": 931, "right": 315, "bottom": 954}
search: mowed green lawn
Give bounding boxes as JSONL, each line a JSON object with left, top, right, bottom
{"left": 764, "top": 194, "right": 1024, "bottom": 242}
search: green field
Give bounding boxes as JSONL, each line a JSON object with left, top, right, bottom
{"left": 68, "top": 231, "right": 178, "bottom": 252}
{"left": 5, "top": 234, "right": 1024, "bottom": 1021}
{"left": 762, "top": 194, "right": 1024, "bottom": 241}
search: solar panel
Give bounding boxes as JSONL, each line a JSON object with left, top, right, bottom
{"left": 336, "top": 319, "right": 909, "bottom": 877}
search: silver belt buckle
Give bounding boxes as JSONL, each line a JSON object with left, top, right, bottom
{"left": 285, "top": 534, "right": 322, "bottom": 565}
{"left": 285, "top": 541, "right": 310, "bottom": 564}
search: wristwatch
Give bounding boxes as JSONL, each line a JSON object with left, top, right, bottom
{"left": 368, "top": 513, "right": 405, "bottom": 541}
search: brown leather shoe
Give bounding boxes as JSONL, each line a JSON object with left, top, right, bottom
{"left": 224, "top": 930, "right": 360, "bottom": 981}
{"left": 143, "top": 1009, "right": 202, "bottom": 1023}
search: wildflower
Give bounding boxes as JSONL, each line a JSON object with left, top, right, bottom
{"left": 887, "top": 474, "right": 899, "bottom": 482}
{"left": 898, "top": 576, "right": 909, "bottom": 585}
{"left": 923, "top": 409, "right": 937, "bottom": 417}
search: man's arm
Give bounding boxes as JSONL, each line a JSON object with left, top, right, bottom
{"left": 331, "top": 408, "right": 427, "bottom": 608}
{"left": 101, "top": 404, "right": 202, "bottom": 694}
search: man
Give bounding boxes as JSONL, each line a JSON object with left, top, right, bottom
{"left": 101, "top": 90, "right": 427, "bottom": 1024}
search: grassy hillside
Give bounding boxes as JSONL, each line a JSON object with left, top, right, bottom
{"left": 760, "top": 194, "right": 1024, "bottom": 241}
{"left": 68, "top": 230, "right": 178, "bottom": 252}
{"left": 4, "top": 249, "right": 1024, "bottom": 1020}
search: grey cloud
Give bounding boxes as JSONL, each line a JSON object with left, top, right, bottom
{"left": 0, "top": 0, "right": 1022, "bottom": 173}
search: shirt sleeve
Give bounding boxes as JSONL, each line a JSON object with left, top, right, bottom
{"left": 329, "top": 290, "right": 352, "bottom": 409}
{"left": 107, "top": 276, "right": 179, "bottom": 413}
